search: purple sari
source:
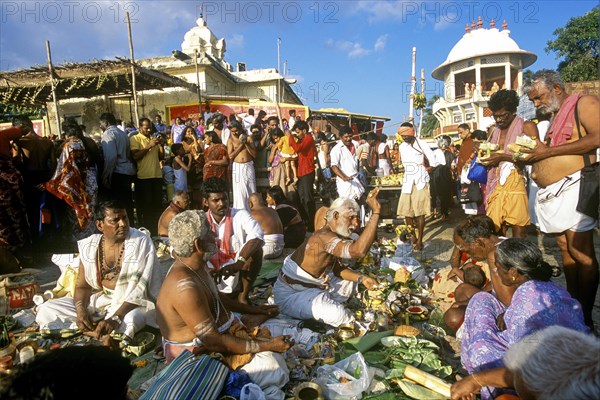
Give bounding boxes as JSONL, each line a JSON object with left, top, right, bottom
{"left": 461, "top": 280, "right": 588, "bottom": 399}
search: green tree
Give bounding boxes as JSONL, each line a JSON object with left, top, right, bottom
{"left": 420, "top": 95, "right": 440, "bottom": 137}
{"left": 545, "top": 7, "right": 599, "bottom": 82}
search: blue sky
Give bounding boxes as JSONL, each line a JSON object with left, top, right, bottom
{"left": 0, "top": 1, "right": 596, "bottom": 128}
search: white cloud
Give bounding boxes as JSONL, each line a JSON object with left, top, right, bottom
{"left": 227, "top": 33, "right": 245, "bottom": 49}
{"left": 374, "top": 34, "right": 389, "bottom": 51}
{"left": 325, "top": 38, "right": 371, "bottom": 58}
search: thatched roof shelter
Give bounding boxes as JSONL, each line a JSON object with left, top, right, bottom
{"left": 0, "top": 58, "right": 196, "bottom": 106}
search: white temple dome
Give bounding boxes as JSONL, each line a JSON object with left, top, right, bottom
{"left": 432, "top": 21, "right": 537, "bottom": 80}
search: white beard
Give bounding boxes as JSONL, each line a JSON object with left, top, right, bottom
{"left": 334, "top": 220, "right": 354, "bottom": 239}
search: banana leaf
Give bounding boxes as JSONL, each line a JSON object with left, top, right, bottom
{"left": 342, "top": 330, "right": 393, "bottom": 353}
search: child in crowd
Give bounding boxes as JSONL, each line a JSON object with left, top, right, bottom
{"left": 171, "top": 143, "right": 192, "bottom": 193}
{"left": 162, "top": 157, "right": 175, "bottom": 202}
{"left": 278, "top": 130, "right": 298, "bottom": 186}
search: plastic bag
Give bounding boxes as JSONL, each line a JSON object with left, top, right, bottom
{"left": 316, "top": 352, "right": 372, "bottom": 400}
{"left": 240, "top": 383, "right": 265, "bottom": 400}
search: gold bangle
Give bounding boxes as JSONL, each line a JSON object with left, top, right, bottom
{"left": 471, "top": 373, "right": 484, "bottom": 387}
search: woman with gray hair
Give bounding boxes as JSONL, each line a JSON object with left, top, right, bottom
{"left": 452, "top": 326, "right": 600, "bottom": 399}
{"left": 458, "top": 238, "right": 588, "bottom": 400}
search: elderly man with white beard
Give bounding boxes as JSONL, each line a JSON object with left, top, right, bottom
{"left": 273, "top": 189, "right": 381, "bottom": 327}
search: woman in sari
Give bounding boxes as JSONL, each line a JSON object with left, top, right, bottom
{"left": 460, "top": 238, "right": 588, "bottom": 399}
{"left": 202, "top": 131, "right": 229, "bottom": 181}
{"left": 45, "top": 118, "right": 97, "bottom": 242}
{"left": 0, "top": 124, "right": 31, "bottom": 272}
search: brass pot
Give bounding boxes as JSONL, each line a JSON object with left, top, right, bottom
{"left": 294, "top": 382, "right": 324, "bottom": 400}
{"left": 337, "top": 324, "right": 356, "bottom": 341}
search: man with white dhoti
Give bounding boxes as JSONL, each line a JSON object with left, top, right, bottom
{"left": 227, "top": 121, "right": 257, "bottom": 211}
{"left": 273, "top": 189, "right": 381, "bottom": 327}
{"left": 202, "top": 178, "right": 265, "bottom": 304}
{"left": 36, "top": 200, "right": 161, "bottom": 341}
{"left": 330, "top": 126, "right": 365, "bottom": 201}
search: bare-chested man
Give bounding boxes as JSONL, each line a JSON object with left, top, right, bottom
{"left": 13, "top": 116, "right": 55, "bottom": 245}
{"left": 481, "top": 90, "right": 539, "bottom": 238}
{"left": 273, "top": 189, "right": 381, "bottom": 327}
{"left": 157, "top": 191, "right": 190, "bottom": 237}
{"left": 157, "top": 210, "right": 290, "bottom": 397}
{"left": 248, "top": 193, "right": 284, "bottom": 259}
{"left": 228, "top": 121, "right": 257, "bottom": 212}
{"left": 523, "top": 69, "right": 599, "bottom": 327}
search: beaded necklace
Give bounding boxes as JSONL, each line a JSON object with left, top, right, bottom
{"left": 97, "top": 236, "right": 125, "bottom": 282}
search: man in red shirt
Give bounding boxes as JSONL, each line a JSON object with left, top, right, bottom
{"left": 286, "top": 120, "right": 316, "bottom": 231}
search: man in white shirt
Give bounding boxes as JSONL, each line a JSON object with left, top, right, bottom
{"left": 330, "top": 126, "right": 364, "bottom": 201}
{"left": 241, "top": 108, "right": 256, "bottom": 133}
{"left": 288, "top": 110, "right": 297, "bottom": 130}
{"left": 201, "top": 177, "right": 264, "bottom": 304}
{"left": 396, "top": 123, "right": 439, "bottom": 251}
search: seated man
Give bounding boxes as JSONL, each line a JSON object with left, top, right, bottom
{"left": 248, "top": 193, "right": 284, "bottom": 259}
{"left": 273, "top": 189, "right": 381, "bottom": 327}
{"left": 36, "top": 200, "right": 162, "bottom": 341}
{"left": 202, "top": 178, "right": 264, "bottom": 304}
{"left": 157, "top": 190, "right": 191, "bottom": 237}
{"left": 157, "top": 210, "right": 291, "bottom": 399}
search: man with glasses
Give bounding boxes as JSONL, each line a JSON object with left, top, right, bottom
{"left": 481, "top": 90, "right": 539, "bottom": 238}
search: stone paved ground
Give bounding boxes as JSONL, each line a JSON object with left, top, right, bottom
{"left": 29, "top": 204, "right": 600, "bottom": 332}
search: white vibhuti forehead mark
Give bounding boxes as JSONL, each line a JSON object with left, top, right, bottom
{"left": 176, "top": 277, "right": 197, "bottom": 293}
{"left": 194, "top": 318, "right": 217, "bottom": 338}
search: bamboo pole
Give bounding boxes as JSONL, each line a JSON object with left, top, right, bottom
{"left": 417, "top": 68, "right": 425, "bottom": 138}
{"left": 126, "top": 12, "right": 140, "bottom": 127}
{"left": 45, "top": 41, "right": 62, "bottom": 138}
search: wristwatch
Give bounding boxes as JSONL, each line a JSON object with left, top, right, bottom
{"left": 109, "top": 315, "right": 123, "bottom": 326}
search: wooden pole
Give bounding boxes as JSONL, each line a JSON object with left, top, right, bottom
{"left": 126, "top": 12, "right": 140, "bottom": 127}
{"left": 45, "top": 41, "right": 62, "bottom": 138}
{"left": 417, "top": 68, "right": 425, "bottom": 137}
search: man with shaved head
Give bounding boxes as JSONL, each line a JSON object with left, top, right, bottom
{"left": 248, "top": 193, "right": 284, "bottom": 259}
{"left": 157, "top": 191, "right": 191, "bottom": 237}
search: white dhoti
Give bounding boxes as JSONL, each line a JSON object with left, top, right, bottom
{"left": 536, "top": 170, "right": 597, "bottom": 233}
{"left": 378, "top": 159, "right": 391, "bottom": 176}
{"left": 335, "top": 176, "right": 364, "bottom": 201}
{"left": 35, "top": 292, "right": 150, "bottom": 339}
{"left": 232, "top": 161, "right": 256, "bottom": 211}
{"left": 263, "top": 234, "right": 284, "bottom": 259}
{"left": 273, "top": 255, "right": 355, "bottom": 327}
{"left": 241, "top": 351, "right": 289, "bottom": 400}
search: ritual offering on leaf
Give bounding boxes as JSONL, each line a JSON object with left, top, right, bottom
{"left": 507, "top": 135, "right": 538, "bottom": 160}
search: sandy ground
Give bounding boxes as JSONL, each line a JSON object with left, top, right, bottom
{"left": 30, "top": 204, "right": 600, "bottom": 332}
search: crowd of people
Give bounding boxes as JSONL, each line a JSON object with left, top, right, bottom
{"left": 0, "top": 68, "right": 597, "bottom": 399}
